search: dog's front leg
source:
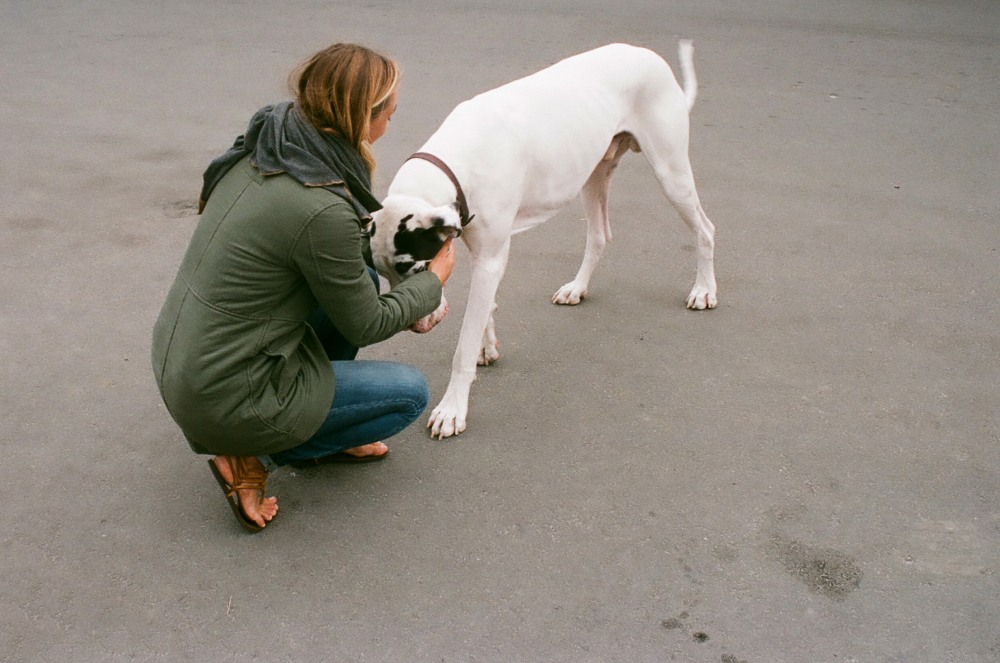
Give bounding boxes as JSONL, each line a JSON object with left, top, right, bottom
{"left": 429, "top": 242, "right": 509, "bottom": 439}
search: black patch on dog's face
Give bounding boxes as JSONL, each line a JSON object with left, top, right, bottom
{"left": 393, "top": 260, "right": 416, "bottom": 275}
{"left": 392, "top": 216, "right": 449, "bottom": 275}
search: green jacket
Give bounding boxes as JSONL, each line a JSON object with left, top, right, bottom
{"left": 152, "top": 157, "right": 442, "bottom": 456}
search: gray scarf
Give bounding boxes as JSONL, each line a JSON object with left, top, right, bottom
{"left": 198, "top": 102, "right": 381, "bottom": 221}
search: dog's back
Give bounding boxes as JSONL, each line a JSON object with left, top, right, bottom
{"left": 418, "top": 44, "right": 691, "bottom": 214}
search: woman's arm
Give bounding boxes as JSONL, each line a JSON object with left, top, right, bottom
{"left": 294, "top": 200, "right": 442, "bottom": 347}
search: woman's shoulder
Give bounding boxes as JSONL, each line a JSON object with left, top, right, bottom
{"left": 243, "top": 163, "right": 358, "bottom": 222}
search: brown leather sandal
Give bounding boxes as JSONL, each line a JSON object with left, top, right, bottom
{"left": 207, "top": 456, "right": 271, "bottom": 532}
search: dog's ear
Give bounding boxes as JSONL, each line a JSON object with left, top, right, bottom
{"left": 430, "top": 205, "right": 463, "bottom": 239}
{"left": 432, "top": 217, "right": 462, "bottom": 239}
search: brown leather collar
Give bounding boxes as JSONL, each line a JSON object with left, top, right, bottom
{"left": 407, "top": 152, "right": 475, "bottom": 227}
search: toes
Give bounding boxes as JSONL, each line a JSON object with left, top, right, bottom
{"left": 241, "top": 492, "right": 278, "bottom": 527}
{"left": 478, "top": 349, "right": 500, "bottom": 366}
{"left": 686, "top": 290, "right": 717, "bottom": 310}
{"left": 553, "top": 287, "right": 584, "bottom": 305}
{"left": 246, "top": 505, "right": 268, "bottom": 528}
{"left": 429, "top": 411, "right": 444, "bottom": 437}
{"left": 437, "top": 416, "right": 455, "bottom": 439}
{"left": 553, "top": 284, "right": 584, "bottom": 305}
{"left": 428, "top": 411, "right": 463, "bottom": 439}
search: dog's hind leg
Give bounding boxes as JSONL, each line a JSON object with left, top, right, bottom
{"left": 478, "top": 301, "right": 500, "bottom": 366}
{"left": 662, "top": 162, "right": 717, "bottom": 309}
{"left": 552, "top": 133, "right": 634, "bottom": 305}
{"left": 633, "top": 107, "right": 717, "bottom": 309}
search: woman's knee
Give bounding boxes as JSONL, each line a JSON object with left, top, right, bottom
{"left": 396, "top": 364, "right": 430, "bottom": 414}
{"left": 334, "top": 359, "right": 430, "bottom": 417}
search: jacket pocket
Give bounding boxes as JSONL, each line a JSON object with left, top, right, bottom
{"left": 247, "top": 324, "right": 307, "bottom": 430}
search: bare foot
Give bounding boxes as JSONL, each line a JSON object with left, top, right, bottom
{"left": 342, "top": 441, "right": 388, "bottom": 458}
{"left": 212, "top": 455, "right": 278, "bottom": 528}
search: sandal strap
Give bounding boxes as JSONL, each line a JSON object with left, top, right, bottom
{"left": 222, "top": 455, "right": 268, "bottom": 496}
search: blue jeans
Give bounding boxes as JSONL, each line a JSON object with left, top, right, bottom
{"left": 263, "top": 268, "right": 430, "bottom": 467}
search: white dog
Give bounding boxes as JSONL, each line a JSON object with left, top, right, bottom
{"left": 370, "top": 42, "right": 717, "bottom": 439}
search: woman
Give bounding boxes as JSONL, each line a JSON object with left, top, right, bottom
{"left": 152, "top": 44, "right": 455, "bottom": 532}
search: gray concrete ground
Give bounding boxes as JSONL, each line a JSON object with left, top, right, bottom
{"left": 1, "top": 1, "right": 998, "bottom": 661}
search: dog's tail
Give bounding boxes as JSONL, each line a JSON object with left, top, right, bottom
{"left": 678, "top": 39, "right": 697, "bottom": 112}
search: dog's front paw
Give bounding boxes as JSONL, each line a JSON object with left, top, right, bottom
{"left": 552, "top": 282, "right": 586, "bottom": 305}
{"left": 428, "top": 400, "right": 468, "bottom": 440}
{"left": 410, "top": 300, "right": 449, "bottom": 333}
{"left": 686, "top": 285, "right": 718, "bottom": 310}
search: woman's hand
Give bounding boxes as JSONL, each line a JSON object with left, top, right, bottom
{"left": 427, "top": 239, "right": 456, "bottom": 286}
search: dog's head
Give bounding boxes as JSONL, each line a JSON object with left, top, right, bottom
{"left": 368, "top": 195, "right": 462, "bottom": 333}
{"left": 369, "top": 195, "right": 462, "bottom": 288}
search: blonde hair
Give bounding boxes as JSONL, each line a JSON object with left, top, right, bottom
{"left": 291, "top": 43, "right": 400, "bottom": 173}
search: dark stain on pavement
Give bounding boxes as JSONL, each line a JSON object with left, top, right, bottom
{"left": 660, "top": 610, "right": 689, "bottom": 630}
{"left": 772, "top": 537, "right": 862, "bottom": 600}
{"left": 721, "top": 655, "right": 749, "bottom": 663}
{"left": 163, "top": 200, "right": 199, "bottom": 218}
{"left": 713, "top": 541, "right": 740, "bottom": 563}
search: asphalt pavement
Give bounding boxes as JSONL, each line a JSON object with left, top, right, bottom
{"left": 1, "top": 1, "right": 998, "bottom": 661}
